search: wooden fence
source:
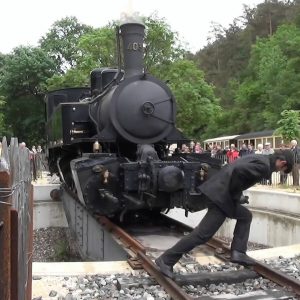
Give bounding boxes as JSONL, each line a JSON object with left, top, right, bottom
{"left": 0, "top": 137, "right": 33, "bottom": 300}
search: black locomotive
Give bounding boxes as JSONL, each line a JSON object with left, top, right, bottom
{"left": 46, "top": 21, "right": 221, "bottom": 221}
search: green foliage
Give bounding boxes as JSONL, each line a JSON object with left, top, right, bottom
{"left": 0, "top": 96, "right": 7, "bottom": 136}
{"left": 231, "top": 23, "right": 300, "bottom": 133}
{"left": 0, "top": 46, "right": 56, "bottom": 144}
{"left": 46, "top": 14, "right": 185, "bottom": 90}
{"left": 47, "top": 68, "right": 89, "bottom": 91}
{"left": 156, "top": 60, "right": 220, "bottom": 138}
{"left": 193, "top": 0, "right": 298, "bottom": 97}
{"left": 276, "top": 110, "right": 300, "bottom": 142}
{"left": 52, "top": 240, "right": 70, "bottom": 262}
{"left": 143, "top": 14, "right": 184, "bottom": 72}
{"left": 78, "top": 25, "right": 118, "bottom": 72}
{"left": 40, "top": 16, "right": 92, "bottom": 73}
{"left": 1, "top": 46, "right": 56, "bottom": 97}
{"left": 191, "top": 0, "right": 300, "bottom": 136}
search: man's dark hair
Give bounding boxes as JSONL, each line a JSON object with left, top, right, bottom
{"left": 274, "top": 150, "right": 294, "bottom": 173}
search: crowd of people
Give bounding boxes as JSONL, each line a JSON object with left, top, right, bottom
{"left": 19, "top": 142, "right": 46, "bottom": 180}
{"left": 176, "top": 139, "right": 300, "bottom": 186}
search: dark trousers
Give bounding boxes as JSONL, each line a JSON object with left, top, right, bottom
{"left": 292, "top": 164, "right": 300, "bottom": 186}
{"left": 161, "top": 202, "right": 252, "bottom": 266}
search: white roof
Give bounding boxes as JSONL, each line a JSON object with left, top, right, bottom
{"left": 204, "top": 135, "right": 239, "bottom": 143}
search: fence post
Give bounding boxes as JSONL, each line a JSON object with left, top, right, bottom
{"left": 11, "top": 209, "right": 18, "bottom": 300}
{"left": 0, "top": 171, "right": 12, "bottom": 300}
{"left": 26, "top": 184, "right": 34, "bottom": 300}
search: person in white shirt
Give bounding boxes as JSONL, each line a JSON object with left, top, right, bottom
{"left": 255, "top": 144, "right": 263, "bottom": 154}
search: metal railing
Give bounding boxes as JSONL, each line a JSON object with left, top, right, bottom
{"left": 213, "top": 153, "right": 299, "bottom": 188}
{"left": 0, "top": 137, "right": 33, "bottom": 300}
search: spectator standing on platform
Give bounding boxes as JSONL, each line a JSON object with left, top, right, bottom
{"left": 255, "top": 144, "right": 263, "bottom": 154}
{"left": 262, "top": 143, "right": 274, "bottom": 184}
{"left": 291, "top": 140, "right": 300, "bottom": 186}
{"left": 37, "top": 145, "right": 43, "bottom": 153}
{"left": 227, "top": 144, "right": 239, "bottom": 163}
{"left": 190, "top": 141, "right": 195, "bottom": 152}
{"left": 280, "top": 144, "right": 288, "bottom": 184}
{"left": 215, "top": 144, "right": 223, "bottom": 156}
{"left": 206, "top": 144, "right": 213, "bottom": 153}
{"left": 223, "top": 145, "right": 230, "bottom": 155}
{"left": 239, "top": 143, "right": 248, "bottom": 157}
{"left": 262, "top": 142, "right": 274, "bottom": 155}
{"left": 247, "top": 144, "right": 255, "bottom": 155}
{"left": 194, "top": 142, "right": 203, "bottom": 154}
{"left": 181, "top": 144, "right": 189, "bottom": 153}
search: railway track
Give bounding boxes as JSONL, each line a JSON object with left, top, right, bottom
{"left": 61, "top": 186, "right": 300, "bottom": 299}
{"left": 98, "top": 215, "right": 300, "bottom": 300}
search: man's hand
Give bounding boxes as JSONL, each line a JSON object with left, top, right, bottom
{"left": 239, "top": 195, "right": 249, "bottom": 204}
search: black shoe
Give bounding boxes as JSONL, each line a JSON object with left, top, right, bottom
{"left": 230, "top": 250, "right": 256, "bottom": 266}
{"left": 155, "top": 257, "right": 174, "bottom": 278}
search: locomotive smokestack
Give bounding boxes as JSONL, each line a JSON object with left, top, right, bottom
{"left": 120, "top": 22, "right": 145, "bottom": 78}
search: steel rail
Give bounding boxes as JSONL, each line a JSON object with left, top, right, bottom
{"left": 97, "top": 216, "right": 146, "bottom": 254}
{"left": 99, "top": 216, "right": 192, "bottom": 300}
{"left": 208, "top": 237, "right": 300, "bottom": 296}
{"left": 137, "top": 251, "right": 192, "bottom": 300}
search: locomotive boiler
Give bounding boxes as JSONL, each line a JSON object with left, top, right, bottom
{"left": 46, "top": 21, "right": 221, "bottom": 221}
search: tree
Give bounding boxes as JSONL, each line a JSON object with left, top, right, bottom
{"left": 40, "top": 16, "right": 92, "bottom": 73}
{"left": 46, "top": 14, "right": 186, "bottom": 90}
{"left": 0, "top": 53, "right": 6, "bottom": 73}
{"left": 155, "top": 59, "right": 220, "bottom": 138}
{"left": 192, "top": 0, "right": 300, "bottom": 133}
{"left": 1, "top": 46, "right": 56, "bottom": 97}
{"left": 276, "top": 110, "right": 300, "bottom": 142}
{"left": 0, "top": 96, "right": 7, "bottom": 136}
{"left": 77, "top": 25, "right": 118, "bottom": 73}
{"left": 143, "top": 14, "right": 184, "bottom": 72}
{"left": 0, "top": 46, "right": 56, "bottom": 144}
{"left": 231, "top": 23, "right": 300, "bottom": 134}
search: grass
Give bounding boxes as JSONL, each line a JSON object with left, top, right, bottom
{"left": 52, "top": 240, "right": 72, "bottom": 262}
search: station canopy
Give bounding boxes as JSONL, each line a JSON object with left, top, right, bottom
{"left": 236, "top": 130, "right": 275, "bottom": 140}
{"left": 204, "top": 135, "right": 239, "bottom": 143}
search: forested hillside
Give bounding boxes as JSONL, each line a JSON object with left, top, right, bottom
{"left": 193, "top": 0, "right": 300, "bottom": 139}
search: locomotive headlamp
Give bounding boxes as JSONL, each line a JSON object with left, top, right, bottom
{"left": 199, "top": 168, "right": 205, "bottom": 181}
{"left": 93, "top": 141, "right": 102, "bottom": 153}
{"left": 197, "top": 163, "right": 210, "bottom": 181}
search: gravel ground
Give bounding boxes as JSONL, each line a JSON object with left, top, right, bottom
{"left": 33, "top": 227, "right": 81, "bottom": 262}
{"left": 33, "top": 229, "right": 297, "bottom": 299}
{"left": 176, "top": 254, "right": 298, "bottom": 298}
{"left": 32, "top": 271, "right": 297, "bottom": 300}
{"left": 216, "top": 236, "right": 271, "bottom": 251}
{"left": 264, "top": 256, "right": 300, "bottom": 280}
{"left": 32, "top": 254, "right": 299, "bottom": 299}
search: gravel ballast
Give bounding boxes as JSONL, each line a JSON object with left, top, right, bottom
{"left": 32, "top": 256, "right": 299, "bottom": 299}
{"left": 33, "top": 227, "right": 81, "bottom": 262}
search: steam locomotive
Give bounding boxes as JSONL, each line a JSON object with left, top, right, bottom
{"left": 46, "top": 21, "right": 221, "bottom": 221}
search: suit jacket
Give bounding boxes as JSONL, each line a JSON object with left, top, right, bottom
{"left": 198, "top": 155, "right": 271, "bottom": 217}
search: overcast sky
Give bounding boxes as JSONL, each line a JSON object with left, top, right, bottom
{"left": 0, "top": 0, "right": 263, "bottom": 54}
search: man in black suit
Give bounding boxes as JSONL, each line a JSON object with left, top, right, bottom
{"left": 155, "top": 150, "right": 294, "bottom": 278}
